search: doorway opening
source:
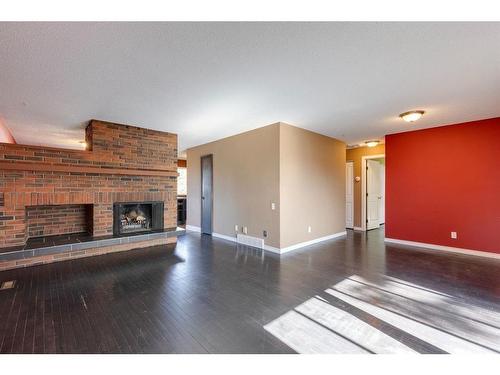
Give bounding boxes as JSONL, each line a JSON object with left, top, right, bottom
{"left": 361, "top": 154, "right": 385, "bottom": 231}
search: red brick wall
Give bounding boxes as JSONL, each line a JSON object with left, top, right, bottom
{"left": 26, "top": 204, "right": 90, "bottom": 237}
{"left": 0, "top": 120, "right": 178, "bottom": 248}
{"left": 85, "top": 121, "right": 176, "bottom": 170}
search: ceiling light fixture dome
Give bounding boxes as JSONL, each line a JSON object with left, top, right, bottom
{"left": 365, "top": 140, "right": 380, "bottom": 148}
{"left": 399, "top": 110, "right": 425, "bottom": 122}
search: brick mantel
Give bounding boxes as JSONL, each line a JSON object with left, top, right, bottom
{"left": 0, "top": 120, "right": 178, "bottom": 248}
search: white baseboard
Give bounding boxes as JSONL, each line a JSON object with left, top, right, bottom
{"left": 186, "top": 225, "right": 201, "bottom": 232}
{"left": 203, "top": 230, "right": 347, "bottom": 255}
{"left": 384, "top": 238, "right": 500, "bottom": 260}
{"left": 263, "top": 244, "right": 281, "bottom": 254}
{"left": 278, "top": 231, "right": 347, "bottom": 254}
{"left": 353, "top": 226, "right": 364, "bottom": 231}
{"left": 212, "top": 232, "right": 236, "bottom": 242}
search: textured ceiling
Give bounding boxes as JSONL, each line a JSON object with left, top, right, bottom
{"left": 0, "top": 22, "right": 499, "bottom": 154}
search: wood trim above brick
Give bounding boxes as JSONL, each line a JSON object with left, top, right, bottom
{"left": 0, "top": 141, "right": 87, "bottom": 154}
{"left": 0, "top": 161, "right": 176, "bottom": 177}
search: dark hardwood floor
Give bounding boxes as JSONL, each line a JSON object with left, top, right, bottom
{"left": 0, "top": 228, "right": 499, "bottom": 353}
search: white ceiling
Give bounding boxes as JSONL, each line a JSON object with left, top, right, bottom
{"left": 0, "top": 22, "right": 499, "bottom": 155}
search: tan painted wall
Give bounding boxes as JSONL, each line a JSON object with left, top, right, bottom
{"left": 186, "top": 123, "right": 281, "bottom": 247}
{"left": 187, "top": 122, "right": 346, "bottom": 249}
{"left": 279, "top": 124, "right": 346, "bottom": 248}
{"left": 346, "top": 144, "right": 385, "bottom": 228}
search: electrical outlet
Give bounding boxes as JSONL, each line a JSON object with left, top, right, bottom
{"left": 235, "top": 225, "right": 238, "bottom": 232}
{"left": 308, "top": 226, "right": 312, "bottom": 233}
{"left": 243, "top": 226, "right": 248, "bottom": 234}
{"left": 451, "top": 231, "right": 457, "bottom": 239}
{"left": 263, "top": 230, "right": 267, "bottom": 238}
{"left": 271, "top": 202, "right": 276, "bottom": 210}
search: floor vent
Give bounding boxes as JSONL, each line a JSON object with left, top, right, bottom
{"left": 236, "top": 234, "right": 264, "bottom": 249}
{"left": 0, "top": 280, "right": 16, "bottom": 290}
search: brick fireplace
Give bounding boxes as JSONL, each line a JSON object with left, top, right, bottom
{"left": 0, "top": 120, "right": 181, "bottom": 269}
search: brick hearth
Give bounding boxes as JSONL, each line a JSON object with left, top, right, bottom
{"left": 0, "top": 120, "right": 178, "bottom": 250}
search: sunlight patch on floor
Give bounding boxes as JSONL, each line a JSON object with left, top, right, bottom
{"left": 264, "top": 275, "right": 500, "bottom": 354}
{"left": 264, "top": 309, "right": 369, "bottom": 354}
{"left": 330, "top": 277, "right": 500, "bottom": 352}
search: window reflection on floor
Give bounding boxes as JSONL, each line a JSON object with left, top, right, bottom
{"left": 264, "top": 275, "right": 500, "bottom": 354}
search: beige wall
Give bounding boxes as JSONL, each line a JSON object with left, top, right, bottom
{"left": 187, "top": 122, "right": 346, "bottom": 250}
{"left": 279, "top": 124, "right": 346, "bottom": 248}
{"left": 346, "top": 144, "right": 385, "bottom": 228}
{"left": 187, "top": 123, "right": 281, "bottom": 247}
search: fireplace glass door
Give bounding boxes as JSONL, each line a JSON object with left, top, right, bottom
{"left": 113, "top": 202, "right": 164, "bottom": 235}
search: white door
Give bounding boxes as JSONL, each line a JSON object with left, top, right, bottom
{"left": 346, "top": 162, "right": 354, "bottom": 229}
{"left": 366, "top": 160, "right": 382, "bottom": 230}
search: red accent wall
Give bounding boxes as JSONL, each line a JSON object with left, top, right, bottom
{"left": 385, "top": 117, "right": 500, "bottom": 254}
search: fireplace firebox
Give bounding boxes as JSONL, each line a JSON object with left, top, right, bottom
{"left": 113, "top": 201, "right": 164, "bottom": 236}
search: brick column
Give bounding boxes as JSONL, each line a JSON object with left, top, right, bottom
{"left": 92, "top": 204, "right": 113, "bottom": 236}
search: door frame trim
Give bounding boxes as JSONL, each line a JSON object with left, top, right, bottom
{"left": 346, "top": 161, "right": 354, "bottom": 229}
{"left": 361, "top": 154, "right": 385, "bottom": 231}
{"left": 200, "top": 154, "right": 214, "bottom": 234}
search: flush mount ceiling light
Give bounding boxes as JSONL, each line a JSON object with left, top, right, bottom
{"left": 365, "top": 140, "right": 380, "bottom": 147}
{"left": 399, "top": 110, "right": 425, "bottom": 122}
